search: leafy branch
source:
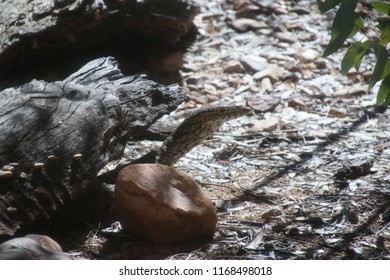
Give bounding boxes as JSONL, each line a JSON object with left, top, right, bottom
{"left": 321, "top": 0, "right": 390, "bottom": 105}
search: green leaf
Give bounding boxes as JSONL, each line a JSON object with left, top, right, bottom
{"left": 369, "top": 42, "right": 388, "bottom": 89}
{"left": 372, "top": 1, "right": 390, "bottom": 15}
{"left": 355, "top": 14, "right": 364, "bottom": 29}
{"left": 377, "top": 17, "right": 390, "bottom": 30}
{"left": 349, "top": 14, "right": 365, "bottom": 38}
{"left": 376, "top": 75, "right": 390, "bottom": 105}
{"left": 373, "top": 38, "right": 383, "bottom": 56}
{"left": 380, "top": 25, "right": 390, "bottom": 45}
{"left": 341, "top": 47, "right": 357, "bottom": 75}
{"left": 320, "top": 0, "right": 341, "bottom": 13}
{"left": 323, "top": 0, "right": 359, "bottom": 57}
{"left": 340, "top": 41, "right": 372, "bottom": 74}
{"left": 381, "top": 60, "right": 390, "bottom": 79}
{"left": 354, "top": 40, "right": 371, "bottom": 70}
{"left": 349, "top": 3, "right": 364, "bottom": 39}
{"left": 329, "top": 1, "right": 357, "bottom": 40}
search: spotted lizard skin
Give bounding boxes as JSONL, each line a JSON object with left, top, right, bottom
{"left": 156, "top": 106, "right": 251, "bottom": 166}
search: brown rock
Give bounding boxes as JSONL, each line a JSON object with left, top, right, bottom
{"left": 115, "top": 164, "right": 217, "bottom": 243}
{"left": 0, "top": 234, "right": 72, "bottom": 260}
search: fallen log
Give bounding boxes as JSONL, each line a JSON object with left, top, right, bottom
{"left": 0, "top": 56, "right": 186, "bottom": 238}
{"left": 0, "top": 0, "right": 199, "bottom": 85}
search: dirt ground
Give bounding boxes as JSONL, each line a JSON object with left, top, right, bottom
{"left": 68, "top": 0, "right": 390, "bottom": 260}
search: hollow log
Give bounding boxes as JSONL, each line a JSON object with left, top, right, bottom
{"left": 0, "top": 0, "right": 199, "bottom": 85}
{"left": 0, "top": 57, "right": 186, "bottom": 238}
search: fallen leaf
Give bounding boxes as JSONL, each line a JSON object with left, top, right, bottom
{"left": 247, "top": 119, "right": 281, "bottom": 132}
{"left": 229, "top": 18, "right": 267, "bottom": 32}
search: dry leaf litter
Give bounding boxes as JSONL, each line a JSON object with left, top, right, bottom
{"left": 76, "top": 0, "right": 390, "bottom": 260}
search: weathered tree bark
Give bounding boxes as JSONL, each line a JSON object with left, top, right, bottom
{"left": 0, "top": 57, "right": 186, "bottom": 238}
{"left": 0, "top": 0, "right": 199, "bottom": 85}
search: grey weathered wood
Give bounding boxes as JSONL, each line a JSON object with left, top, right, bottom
{"left": 0, "top": 57, "right": 186, "bottom": 237}
{"left": 0, "top": 0, "right": 199, "bottom": 83}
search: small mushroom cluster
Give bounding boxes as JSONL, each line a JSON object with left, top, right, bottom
{"left": 0, "top": 163, "right": 18, "bottom": 178}
{"left": 0, "top": 153, "right": 84, "bottom": 181}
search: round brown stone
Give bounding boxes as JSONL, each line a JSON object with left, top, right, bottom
{"left": 115, "top": 164, "right": 217, "bottom": 243}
